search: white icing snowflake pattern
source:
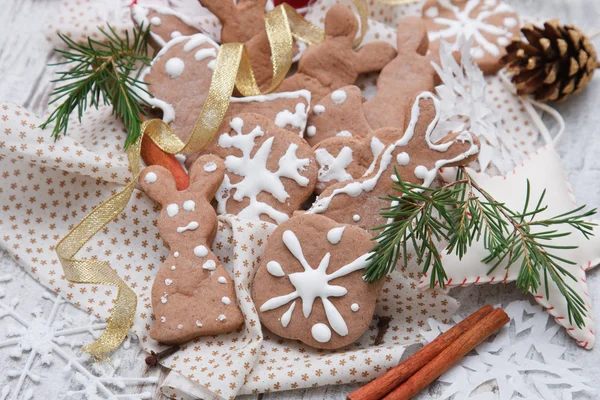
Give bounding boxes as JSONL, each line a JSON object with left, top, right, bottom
{"left": 216, "top": 117, "right": 311, "bottom": 223}
{"left": 259, "top": 229, "right": 371, "bottom": 343}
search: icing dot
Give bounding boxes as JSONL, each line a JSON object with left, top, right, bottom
{"left": 166, "top": 203, "right": 179, "bottom": 217}
{"left": 425, "top": 6, "right": 439, "bottom": 18}
{"left": 207, "top": 60, "right": 216, "bottom": 70}
{"left": 306, "top": 125, "right": 317, "bottom": 137}
{"left": 217, "top": 314, "right": 227, "bottom": 322}
{"left": 196, "top": 320, "right": 203, "bottom": 327}
{"left": 396, "top": 152, "right": 410, "bottom": 166}
{"left": 161, "top": 293, "right": 168, "bottom": 304}
{"left": 222, "top": 296, "right": 231, "bottom": 305}
{"left": 353, "top": 214, "right": 361, "bottom": 222}
{"left": 313, "top": 104, "right": 325, "bottom": 115}
{"left": 503, "top": 17, "right": 517, "bottom": 28}
{"left": 218, "top": 276, "right": 227, "bottom": 284}
{"left": 331, "top": 90, "right": 347, "bottom": 104}
{"left": 144, "top": 172, "right": 157, "bottom": 183}
{"left": 171, "top": 31, "right": 182, "bottom": 38}
{"left": 351, "top": 303, "right": 360, "bottom": 312}
{"left": 497, "top": 36, "right": 510, "bottom": 46}
{"left": 203, "top": 260, "right": 216, "bottom": 271}
{"left": 204, "top": 162, "right": 217, "bottom": 172}
{"left": 165, "top": 279, "right": 173, "bottom": 286}
{"left": 311, "top": 323, "right": 332, "bottom": 343}
{"left": 183, "top": 200, "right": 196, "bottom": 211}
{"left": 471, "top": 48, "right": 485, "bottom": 59}
{"left": 336, "top": 130, "right": 352, "bottom": 137}
{"left": 150, "top": 16, "right": 161, "bottom": 26}
{"left": 266, "top": 261, "right": 285, "bottom": 277}
{"left": 165, "top": 57, "right": 185, "bottom": 78}
{"left": 174, "top": 251, "right": 180, "bottom": 258}
{"left": 194, "top": 245, "right": 208, "bottom": 257}
{"left": 177, "top": 324, "right": 183, "bottom": 330}
{"left": 414, "top": 165, "right": 429, "bottom": 180}
{"left": 160, "top": 316, "right": 166, "bottom": 323}
{"left": 171, "top": 266, "right": 176, "bottom": 271}
{"left": 327, "top": 226, "right": 345, "bottom": 245}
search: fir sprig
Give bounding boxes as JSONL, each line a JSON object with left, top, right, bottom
{"left": 40, "top": 25, "right": 152, "bottom": 148}
{"left": 366, "top": 167, "right": 597, "bottom": 328}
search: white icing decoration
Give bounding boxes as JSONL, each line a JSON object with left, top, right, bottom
{"left": 215, "top": 117, "right": 311, "bottom": 224}
{"left": 194, "top": 245, "right": 208, "bottom": 257}
{"left": 183, "top": 200, "right": 196, "bottom": 211}
{"left": 306, "top": 126, "right": 317, "bottom": 138}
{"left": 217, "top": 314, "right": 227, "bottom": 321}
{"left": 503, "top": 17, "right": 517, "bottom": 28}
{"left": 331, "top": 90, "right": 347, "bottom": 104}
{"left": 176, "top": 221, "right": 199, "bottom": 233}
{"left": 396, "top": 152, "right": 410, "bottom": 166}
{"left": 177, "top": 324, "right": 183, "bottom": 330}
{"left": 281, "top": 301, "right": 296, "bottom": 328}
{"left": 165, "top": 279, "right": 173, "bottom": 286}
{"left": 259, "top": 230, "right": 372, "bottom": 338}
{"left": 425, "top": 6, "right": 439, "bottom": 18}
{"left": 202, "top": 260, "right": 216, "bottom": 270}
{"left": 428, "top": 0, "right": 516, "bottom": 57}
{"left": 351, "top": 303, "right": 360, "bottom": 312}
{"left": 307, "top": 93, "right": 479, "bottom": 220}
{"left": 353, "top": 214, "right": 361, "bottom": 222}
{"left": 221, "top": 296, "right": 231, "bottom": 305}
{"left": 266, "top": 261, "right": 285, "bottom": 277}
{"left": 161, "top": 293, "right": 168, "bottom": 304}
{"left": 313, "top": 104, "right": 325, "bottom": 115}
{"left": 165, "top": 57, "right": 185, "bottom": 78}
{"left": 497, "top": 36, "right": 510, "bottom": 46}
{"left": 414, "top": 165, "right": 429, "bottom": 179}
{"left": 150, "top": 16, "right": 161, "bottom": 26}
{"left": 336, "top": 130, "right": 352, "bottom": 137}
{"left": 207, "top": 60, "right": 216, "bottom": 70}
{"left": 363, "top": 137, "right": 386, "bottom": 177}
{"left": 160, "top": 316, "right": 166, "bottom": 323}
{"left": 315, "top": 147, "right": 353, "bottom": 184}
{"left": 204, "top": 162, "right": 217, "bottom": 172}
{"left": 171, "top": 265, "right": 176, "bottom": 270}
{"left": 218, "top": 276, "right": 227, "bottom": 284}
{"left": 144, "top": 172, "right": 157, "bottom": 184}
{"left": 311, "top": 323, "right": 332, "bottom": 343}
{"left": 196, "top": 320, "right": 203, "bottom": 327}
{"left": 327, "top": 226, "right": 345, "bottom": 245}
{"left": 471, "top": 47, "right": 485, "bottom": 59}
{"left": 166, "top": 203, "right": 179, "bottom": 217}
{"left": 174, "top": 251, "right": 180, "bottom": 258}
{"left": 194, "top": 48, "right": 217, "bottom": 62}
{"left": 274, "top": 103, "right": 308, "bottom": 131}
{"left": 171, "top": 31, "right": 182, "bottom": 38}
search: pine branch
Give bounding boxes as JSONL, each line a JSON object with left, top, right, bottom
{"left": 366, "top": 167, "right": 597, "bottom": 328}
{"left": 40, "top": 25, "right": 152, "bottom": 149}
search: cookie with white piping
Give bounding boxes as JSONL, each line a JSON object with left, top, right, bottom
{"left": 252, "top": 214, "right": 383, "bottom": 349}
{"left": 201, "top": 113, "right": 318, "bottom": 224}
{"left": 140, "top": 155, "right": 244, "bottom": 344}
{"left": 306, "top": 92, "right": 480, "bottom": 232}
{"left": 304, "top": 85, "right": 372, "bottom": 148}
{"left": 422, "top": 0, "right": 520, "bottom": 75}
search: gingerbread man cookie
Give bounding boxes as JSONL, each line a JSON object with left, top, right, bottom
{"left": 201, "top": 113, "right": 318, "bottom": 224}
{"left": 422, "top": 0, "right": 520, "bottom": 75}
{"left": 140, "top": 155, "right": 244, "bottom": 344}
{"left": 304, "top": 85, "right": 372, "bottom": 147}
{"left": 363, "top": 17, "right": 437, "bottom": 130}
{"left": 252, "top": 214, "right": 383, "bottom": 349}
{"left": 276, "top": 4, "right": 397, "bottom": 101}
{"left": 307, "top": 92, "right": 480, "bottom": 231}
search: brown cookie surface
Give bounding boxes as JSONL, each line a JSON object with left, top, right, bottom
{"left": 252, "top": 214, "right": 383, "bottom": 349}
{"left": 422, "top": 0, "right": 521, "bottom": 75}
{"left": 131, "top": 5, "right": 206, "bottom": 49}
{"left": 140, "top": 155, "right": 244, "bottom": 344}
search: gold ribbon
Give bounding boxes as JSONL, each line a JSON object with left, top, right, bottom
{"left": 55, "top": 1, "right": 371, "bottom": 357}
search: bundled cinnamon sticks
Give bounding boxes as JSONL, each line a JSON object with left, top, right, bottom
{"left": 348, "top": 305, "right": 509, "bottom": 400}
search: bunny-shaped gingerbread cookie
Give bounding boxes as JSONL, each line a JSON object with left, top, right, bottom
{"left": 140, "top": 155, "right": 244, "bottom": 344}
{"left": 276, "top": 4, "right": 397, "bottom": 101}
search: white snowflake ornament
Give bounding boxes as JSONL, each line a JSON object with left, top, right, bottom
{"left": 419, "top": 145, "right": 600, "bottom": 348}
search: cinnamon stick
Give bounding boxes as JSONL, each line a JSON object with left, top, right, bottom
{"left": 141, "top": 134, "right": 190, "bottom": 191}
{"left": 347, "top": 305, "right": 494, "bottom": 400}
{"left": 383, "top": 308, "right": 510, "bottom": 400}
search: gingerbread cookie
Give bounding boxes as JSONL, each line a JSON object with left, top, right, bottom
{"left": 422, "top": 0, "right": 520, "bottom": 75}
{"left": 307, "top": 92, "right": 480, "bottom": 231}
{"left": 202, "top": 113, "right": 318, "bottom": 224}
{"left": 276, "top": 4, "right": 397, "bottom": 101}
{"left": 140, "top": 155, "right": 244, "bottom": 344}
{"left": 140, "top": 34, "right": 310, "bottom": 143}
{"left": 363, "top": 17, "right": 437, "bottom": 130}
{"left": 252, "top": 214, "right": 383, "bottom": 349}
{"left": 304, "top": 85, "right": 372, "bottom": 147}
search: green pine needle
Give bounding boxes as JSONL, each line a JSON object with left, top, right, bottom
{"left": 40, "top": 25, "right": 152, "bottom": 149}
{"left": 366, "top": 166, "right": 597, "bottom": 328}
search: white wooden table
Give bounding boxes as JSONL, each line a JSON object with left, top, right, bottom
{"left": 1, "top": 0, "right": 600, "bottom": 399}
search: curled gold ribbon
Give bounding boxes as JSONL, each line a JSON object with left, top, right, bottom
{"left": 56, "top": 1, "right": 371, "bottom": 357}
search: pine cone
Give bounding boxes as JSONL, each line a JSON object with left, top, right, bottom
{"left": 502, "top": 20, "right": 598, "bottom": 102}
